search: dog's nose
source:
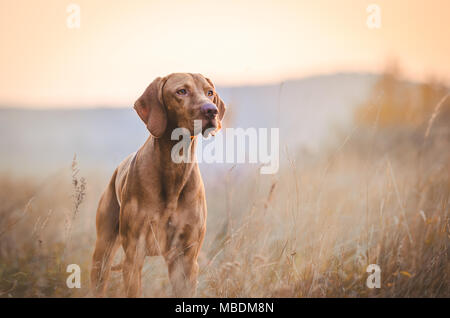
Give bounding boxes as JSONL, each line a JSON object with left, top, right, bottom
{"left": 201, "top": 103, "right": 218, "bottom": 119}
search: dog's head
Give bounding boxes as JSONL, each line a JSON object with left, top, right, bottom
{"left": 134, "top": 73, "right": 226, "bottom": 138}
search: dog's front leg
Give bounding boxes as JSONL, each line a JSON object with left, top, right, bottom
{"left": 122, "top": 235, "right": 146, "bottom": 297}
{"left": 165, "top": 247, "right": 199, "bottom": 297}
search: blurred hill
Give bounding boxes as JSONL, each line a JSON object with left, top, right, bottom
{"left": 0, "top": 72, "right": 377, "bottom": 177}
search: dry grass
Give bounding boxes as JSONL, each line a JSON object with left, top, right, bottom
{"left": 0, "top": 100, "right": 449, "bottom": 298}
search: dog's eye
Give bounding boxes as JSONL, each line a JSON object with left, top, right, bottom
{"left": 176, "top": 89, "right": 187, "bottom": 95}
{"left": 207, "top": 90, "right": 214, "bottom": 97}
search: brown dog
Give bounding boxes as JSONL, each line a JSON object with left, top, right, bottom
{"left": 90, "top": 73, "right": 226, "bottom": 297}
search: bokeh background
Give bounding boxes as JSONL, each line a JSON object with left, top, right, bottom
{"left": 0, "top": 0, "right": 449, "bottom": 297}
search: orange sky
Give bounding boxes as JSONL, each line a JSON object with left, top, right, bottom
{"left": 1, "top": 0, "right": 449, "bottom": 107}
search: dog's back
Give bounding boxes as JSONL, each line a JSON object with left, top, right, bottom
{"left": 114, "top": 152, "right": 136, "bottom": 207}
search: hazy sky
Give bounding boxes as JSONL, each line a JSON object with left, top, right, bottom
{"left": 1, "top": 0, "right": 449, "bottom": 107}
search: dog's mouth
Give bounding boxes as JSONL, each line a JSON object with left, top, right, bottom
{"left": 201, "top": 118, "right": 218, "bottom": 136}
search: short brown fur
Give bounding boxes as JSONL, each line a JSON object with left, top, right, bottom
{"left": 90, "top": 73, "right": 226, "bottom": 297}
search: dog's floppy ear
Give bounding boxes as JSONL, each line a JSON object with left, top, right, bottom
{"left": 205, "top": 77, "right": 226, "bottom": 120}
{"left": 134, "top": 77, "right": 168, "bottom": 138}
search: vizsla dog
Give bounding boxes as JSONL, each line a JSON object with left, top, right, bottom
{"left": 91, "top": 73, "right": 226, "bottom": 297}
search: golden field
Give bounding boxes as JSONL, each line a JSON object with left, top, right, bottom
{"left": 0, "top": 73, "right": 448, "bottom": 298}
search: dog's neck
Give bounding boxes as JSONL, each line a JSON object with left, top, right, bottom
{"left": 154, "top": 132, "right": 198, "bottom": 169}
{"left": 138, "top": 129, "right": 199, "bottom": 201}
